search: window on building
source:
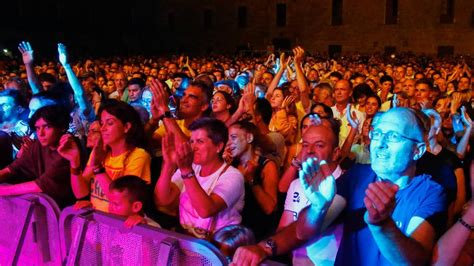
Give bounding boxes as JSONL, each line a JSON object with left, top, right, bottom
{"left": 204, "top": 9, "right": 213, "bottom": 29}
{"left": 328, "top": 45, "right": 342, "bottom": 58}
{"left": 332, "top": 0, "right": 343, "bottom": 25}
{"left": 384, "top": 46, "right": 396, "bottom": 55}
{"left": 385, "top": 0, "right": 398, "bottom": 24}
{"left": 471, "top": 10, "right": 474, "bottom": 28}
{"left": 238, "top": 6, "right": 248, "bottom": 28}
{"left": 438, "top": 46, "right": 454, "bottom": 57}
{"left": 272, "top": 38, "right": 291, "bottom": 50}
{"left": 168, "top": 12, "right": 175, "bottom": 30}
{"left": 276, "top": 3, "right": 286, "bottom": 27}
{"left": 440, "top": 0, "right": 455, "bottom": 24}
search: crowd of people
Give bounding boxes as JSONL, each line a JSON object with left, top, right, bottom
{"left": 0, "top": 41, "right": 473, "bottom": 265}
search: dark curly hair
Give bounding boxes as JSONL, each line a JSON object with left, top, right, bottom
{"left": 28, "top": 104, "right": 71, "bottom": 132}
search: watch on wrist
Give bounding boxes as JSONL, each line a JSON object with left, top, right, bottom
{"left": 93, "top": 167, "right": 106, "bottom": 175}
{"left": 159, "top": 111, "right": 173, "bottom": 121}
{"left": 262, "top": 238, "right": 277, "bottom": 257}
{"left": 181, "top": 171, "right": 195, "bottom": 180}
{"left": 291, "top": 156, "right": 302, "bottom": 169}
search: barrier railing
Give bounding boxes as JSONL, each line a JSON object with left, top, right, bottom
{"left": 0, "top": 193, "right": 62, "bottom": 265}
{"left": 60, "top": 207, "right": 228, "bottom": 265}
{"left": 0, "top": 194, "right": 285, "bottom": 266}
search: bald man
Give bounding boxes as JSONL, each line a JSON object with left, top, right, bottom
{"left": 233, "top": 108, "right": 447, "bottom": 266}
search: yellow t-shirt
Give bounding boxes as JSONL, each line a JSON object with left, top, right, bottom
{"left": 152, "top": 119, "right": 191, "bottom": 139}
{"left": 90, "top": 147, "right": 151, "bottom": 212}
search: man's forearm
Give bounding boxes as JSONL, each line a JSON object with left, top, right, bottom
{"left": 0, "top": 181, "right": 42, "bottom": 196}
{"left": 368, "top": 218, "right": 430, "bottom": 265}
{"left": 24, "top": 63, "right": 41, "bottom": 94}
{"left": 296, "top": 204, "right": 327, "bottom": 240}
{"left": 163, "top": 118, "right": 188, "bottom": 142}
{"left": 270, "top": 222, "right": 306, "bottom": 256}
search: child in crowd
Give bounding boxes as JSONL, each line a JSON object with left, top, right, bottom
{"left": 212, "top": 225, "right": 255, "bottom": 262}
{"left": 108, "top": 175, "right": 160, "bottom": 228}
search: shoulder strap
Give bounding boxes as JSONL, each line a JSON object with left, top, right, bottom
{"left": 205, "top": 163, "right": 231, "bottom": 195}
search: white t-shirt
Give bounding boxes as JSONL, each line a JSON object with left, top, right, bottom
{"left": 171, "top": 163, "right": 245, "bottom": 235}
{"left": 331, "top": 104, "right": 366, "bottom": 147}
{"left": 284, "top": 165, "right": 344, "bottom": 266}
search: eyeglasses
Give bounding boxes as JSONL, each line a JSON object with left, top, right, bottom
{"left": 369, "top": 129, "right": 422, "bottom": 143}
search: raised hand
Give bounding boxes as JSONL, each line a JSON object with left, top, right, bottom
{"left": 241, "top": 82, "right": 257, "bottom": 111}
{"left": 18, "top": 41, "right": 34, "bottom": 65}
{"left": 57, "top": 134, "right": 81, "bottom": 168}
{"left": 58, "top": 43, "right": 69, "bottom": 66}
{"left": 293, "top": 46, "right": 305, "bottom": 64}
{"left": 391, "top": 94, "right": 399, "bottom": 108}
{"left": 278, "top": 52, "right": 291, "bottom": 71}
{"left": 184, "top": 56, "right": 190, "bottom": 67}
{"left": 460, "top": 106, "right": 473, "bottom": 129}
{"left": 161, "top": 133, "right": 177, "bottom": 166}
{"left": 175, "top": 140, "right": 194, "bottom": 173}
{"left": 149, "top": 79, "right": 169, "bottom": 119}
{"left": 346, "top": 104, "right": 359, "bottom": 129}
{"left": 281, "top": 95, "right": 297, "bottom": 110}
{"left": 16, "top": 137, "right": 35, "bottom": 159}
{"left": 363, "top": 181, "right": 399, "bottom": 224}
{"left": 450, "top": 93, "right": 462, "bottom": 114}
{"left": 308, "top": 113, "right": 322, "bottom": 126}
{"left": 299, "top": 157, "right": 336, "bottom": 211}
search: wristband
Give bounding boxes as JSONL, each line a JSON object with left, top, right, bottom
{"left": 93, "top": 167, "right": 106, "bottom": 175}
{"left": 262, "top": 238, "right": 277, "bottom": 257}
{"left": 70, "top": 167, "right": 82, "bottom": 175}
{"left": 291, "top": 157, "right": 302, "bottom": 169}
{"left": 458, "top": 217, "right": 474, "bottom": 231}
{"left": 181, "top": 171, "right": 195, "bottom": 180}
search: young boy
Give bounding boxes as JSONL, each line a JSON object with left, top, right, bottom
{"left": 0, "top": 105, "right": 76, "bottom": 208}
{"left": 108, "top": 175, "right": 160, "bottom": 228}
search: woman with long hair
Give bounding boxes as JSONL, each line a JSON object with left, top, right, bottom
{"left": 211, "top": 90, "right": 237, "bottom": 124}
{"left": 227, "top": 120, "right": 279, "bottom": 240}
{"left": 269, "top": 87, "right": 298, "bottom": 144}
{"left": 58, "top": 99, "right": 151, "bottom": 212}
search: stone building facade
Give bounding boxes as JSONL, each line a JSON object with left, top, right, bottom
{"left": 154, "top": 0, "right": 474, "bottom": 56}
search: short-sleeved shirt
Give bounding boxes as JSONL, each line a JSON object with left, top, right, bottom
{"left": 331, "top": 104, "right": 365, "bottom": 147}
{"left": 416, "top": 151, "right": 457, "bottom": 203}
{"left": 7, "top": 141, "right": 75, "bottom": 208}
{"left": 284, "top": 165, "right": 344, "bottom": 266}
{"left": 171, "top": 163, "right": 245, "bottom": 234}
{"left": 335, "top": 164, "right": 448, "bottom": 266}
{"left": 90, "top": 147, "right": 151, "bottom": 212}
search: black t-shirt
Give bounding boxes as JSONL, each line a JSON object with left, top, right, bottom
{"left": 7, "top": 141, "right": 75, "bottom": 208}
{"left": 416, "top": 151, "right": 457, "bottom": 203}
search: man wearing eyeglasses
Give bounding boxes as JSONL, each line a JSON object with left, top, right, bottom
{"left": 232, "top": 107, "right": 447, "bottom": 266}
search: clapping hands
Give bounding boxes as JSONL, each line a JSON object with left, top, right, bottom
{"left": 299, "top": 157, "right": 336, "bottom": 212}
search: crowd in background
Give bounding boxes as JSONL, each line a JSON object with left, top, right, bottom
{"left": 0, "top": 41, "right": 473, "bottom": 265}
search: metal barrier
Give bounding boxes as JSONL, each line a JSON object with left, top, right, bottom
{"left": 60, "top": 207, "right": 229, "bottom": 265}
{"left": 0, "top": 194, "right": 286, "bottom": 266}
{"left": 0, "top": 193, "right": 62, "bottom": 266}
